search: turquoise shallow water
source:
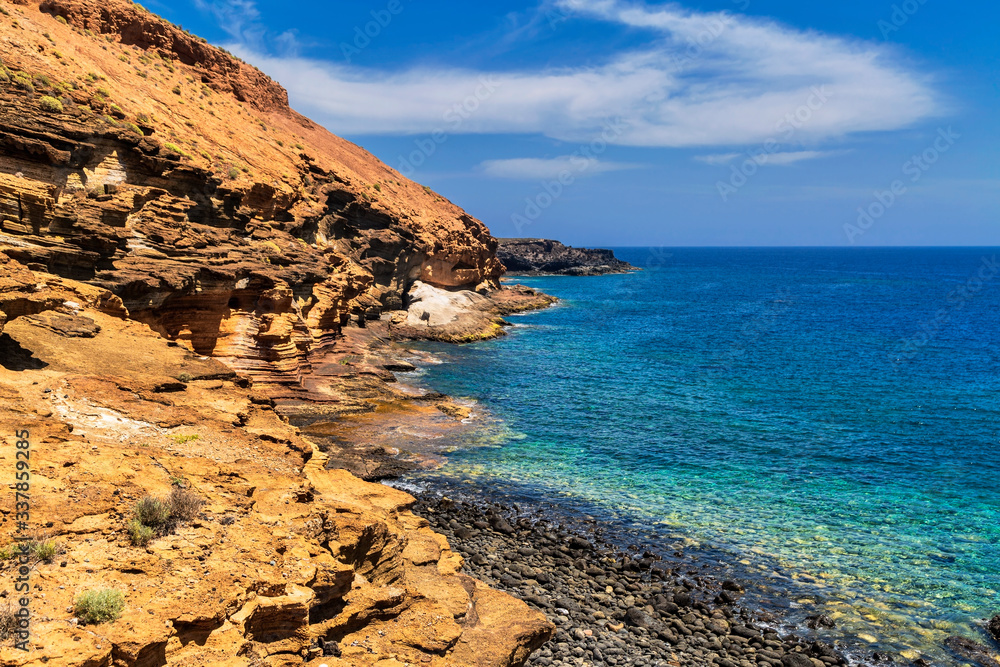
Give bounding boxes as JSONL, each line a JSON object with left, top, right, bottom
{"left": 401, "top": 248, "right": 1000, "bottom": 664}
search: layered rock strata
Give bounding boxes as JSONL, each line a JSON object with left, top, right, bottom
{"left": 0, "top": 265, "right": 553, "bottom": 665}
{"left": 0, "top": 0, "right": 506, "bottom": 397}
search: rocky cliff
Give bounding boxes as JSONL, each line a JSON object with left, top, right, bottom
{"left": 0, "top": 0, "right": 506, "bottom": 395}
{"left": 0, "top": 270, "right": 552, "bottom": 665}
{"left": 0, "top": 0, "right": 554, "bottom": 663}
{"left": 496, "top": 239, "right": 636, "bottom": 276}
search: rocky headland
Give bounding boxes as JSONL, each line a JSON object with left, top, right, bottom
{"left": 496, "top": 239, "right": 637, "bottom": 276}
{"left": 0, "top": 0, "right": 554, "bottom": 663}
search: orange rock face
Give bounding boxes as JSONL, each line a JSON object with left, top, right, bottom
{"left": 0, "top": 270, "right": 552, "bottom": 665}
{"left": 0, "top": 0, "right": 504, "bottom": 392}
{"left": 0, "top": 3, "right": 554, "bottom": 664}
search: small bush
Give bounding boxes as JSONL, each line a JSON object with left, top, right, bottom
{"left": 168, "top": 488, "right": 204, "bottom": 522}
{"left": 13, "top": 73, "right": 34, "bottom": 93}
{"left": 95, "top": 86, "right": 109, "bottom": 97}
{"left": 0, "top": 70, "right": 8, "bottom": 84}
{"left": 52, "top": 50, "right": 63, "bottom": 59}
{"left": 74, "top": 589, "right": 123, "bottom": 624}
{"left": 171, "top": 85, "right": 181, "bottom": 95}
{"left": 39, "top": 95, "right": 63, "bottom": 113}
{"left": 123, "top": 122, "right": 141, "bottom": 135}
{"left": 0, "top": 602, "right": 15, "bottom": 640}
{"left": 32, "top": 539, "right": 59, "bottom": 562}
{"left": 56, "top": 15, "right": 68, "bottom": 25}
{"left": 373, "top": 183, "right": 381, "bottom": 192}
{"left": 35, "top": 74, "right": 52, "bottom": 88}
{"left": 171, "top": 434, "right": 199, "bottom": 445}
{"left": 227, "top": 167, "right": 240, "bottom": 179}
{"left": 177, "top": 372, "right": 192, "bottom": 382}
{"left": 136, "top": 112, "right": 149, "bottom": 124}
{"left": 118, "top": 54, "right": 129, "bottom": 62}
{"left": 133, "top": 496, "right": 170, "bottom": 530}
{"left": 126, "top": 519, "right": 154, "bottom": 546}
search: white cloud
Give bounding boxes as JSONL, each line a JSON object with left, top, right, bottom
{"left": 696, "top": 150, "right": 844, "bottom": 166}
{"left": 225, "top": 0, "right": 942, "bottom": 148}
{"left": 480, "top": 156, "right": 639, "bottom": 179}
{"left": 694, "top": 153, "right": 742, "bottom": 165}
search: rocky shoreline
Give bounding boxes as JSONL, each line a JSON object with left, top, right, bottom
{"left": 497, "top": 239, "right": 638, "bottom": 276}
{"left": 407, "top": 490, "right": 854, "bottom": 667}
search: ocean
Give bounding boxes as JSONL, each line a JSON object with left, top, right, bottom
{"left": 398, "top": 247, "right": 1000, "bottom": 665}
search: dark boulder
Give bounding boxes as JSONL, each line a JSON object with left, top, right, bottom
{"left": 945, "top": 636, "right": 1000, "bottom": 667}
{"left": 988, "top": 615, "right": 1000, "bottom": 643}
{"left": 625, "top": 607, "right": 656, "bottom": 629}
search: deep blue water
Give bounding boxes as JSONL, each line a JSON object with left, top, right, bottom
{"left": 402, "top": 248, "right": 1000, "bottom": 663}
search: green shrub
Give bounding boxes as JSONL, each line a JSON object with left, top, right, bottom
{"left": 227, "top": 167, "right": 240, "bottom": 179}
{"left": 95, "top": 86, "right": 109, "bottom": 97}
{"left": 0, "top": 70, "right": 8, "bottom": 84}
{"left": 56, "top": 15, "right": 68, "bottom": 25}
{"left": 32, "top": 539, "right": 59, "bottom": 562}
{"left": 164, "top": 142, "right": 189, "bottom": 158}
{"left": 136, "top": 112, "right": 149, "bottom": 124}
{"left": 34, "top": 74, "right": 52, "bottom": 88}
{"left": 39, "top": 95, "right": 63, "bottom": 113}
{"left": 373, "top": 183, "right": 381, "bottom": 192}
{"left": 171, "top": 85, "right": 181, "bottom": 95}
{"left": 13, "top": 73, "right": 34, "bottom": 93}
{"left": 133, "top": 496, "right": 170, "bottom": 530}
{"left": 126, "top": 519, "right": 154, "bottom": 546}
{"left": 74, "top": 589, "right": 123, "bottom": 624}
{"left": 123, "top": 122, "right": 141, "bottom": 135}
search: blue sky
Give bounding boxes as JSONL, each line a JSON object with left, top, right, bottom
{"left": 147, "top": 0, "right": 998, "bottom": 246}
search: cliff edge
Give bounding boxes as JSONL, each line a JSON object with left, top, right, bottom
{"left": 0, "top": 0, "right": 553, "bottom": 663}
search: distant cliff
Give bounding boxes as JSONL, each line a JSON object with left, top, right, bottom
{"left": 497, "top": 238, "right": 637, "bottom": 276}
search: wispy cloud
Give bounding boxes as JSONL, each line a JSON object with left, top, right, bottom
{"left": 694, "top": 153, "right": 743, "bottom": 166}
{"left": 480, "top": 156, "right": 640, "bottom": 179}
{"left": 193, "top": 0, "right": 299, "bottom": 53}
{"left": 220, "top": 0, "right": 942, "bottom": 148}
{"left": 696, "top": 150, "right": 846, "bottom": 166}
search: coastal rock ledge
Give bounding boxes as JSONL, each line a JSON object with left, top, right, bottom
{"left": 497, "top": 239, "right": 637, "bottom": 276}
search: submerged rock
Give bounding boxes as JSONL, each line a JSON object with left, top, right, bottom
{"left": 945, "top": 635, "right": 1000, "bottom": 667}
{"left": 989, "top": 615, "right": 1000, "bottom": 643}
